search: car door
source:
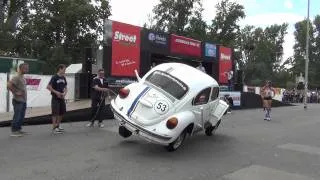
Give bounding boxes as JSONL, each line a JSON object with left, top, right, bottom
{"left": 208, "top": 86, "right": 220, "bottom": 125}
{"left": 191, "top": 87, "right": 212, "bottom": 131}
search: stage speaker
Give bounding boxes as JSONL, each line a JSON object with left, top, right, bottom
{"left": 234, "top": 83, "right": 243, "bottom": 92}
{"left": 236, "top": 70, "right": 243, "bottom": 84}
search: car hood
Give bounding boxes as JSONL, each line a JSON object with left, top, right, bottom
{"left": 115, "top": 83, "right": 175, "bottom": 126}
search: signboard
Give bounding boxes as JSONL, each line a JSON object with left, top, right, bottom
{"left": 205, "top": 43, "right": 217, "bottom": 57}
{"left": 111, "top": 21, "right": 141, "bottom": 77}
{"left": 25, "top": 77, "right": 41, "bottom": 90}
{"left": 141, "top": 29, "right": 169, "bottom": 54}
{"left": 219, "top": 46, "right": 232, "bottom": 84}
{"left": 170, "top": 34, "right": 201, "bottom": 57}
{"left": 219, "top": 91, "right": 241, "bottom": 107}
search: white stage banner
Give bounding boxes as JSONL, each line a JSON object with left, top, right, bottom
{"left": 7, "top": 74, "right": 75, "bottom": 112}
{"left": 0, "top": 73, "right": 8, "bottom": 113}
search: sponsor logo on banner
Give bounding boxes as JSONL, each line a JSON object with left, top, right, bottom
{"left": 114, "top": 31, "right": 137, "bottom": 44}
{"left": 220, "top": 53, "right": 231, "bottom": 61}
{"left": 170, "top": 34, "right": 201, "bottom": 57}
{"left": 219, "top": 91, "right": 241, "bottom": 106}
{"left": 25, "top": 78, "right": 41, "bottom": 90}
{"left": 111, "top": 21, "right": 141, "bottom": 77}
{"left": 219, "top": 46, "right": 232, "bottom": 84}
{"left": 148, "top": 32, "right": 167, "bottom": 45}
{"left": 205, "top": 43, "right": 216, "bottom": 57}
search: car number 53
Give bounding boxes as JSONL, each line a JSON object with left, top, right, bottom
{"left": 154, "top": 100, "right": 169, "bottom": 114}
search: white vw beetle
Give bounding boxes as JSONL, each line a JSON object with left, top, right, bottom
{"left": 110, "top": 63, "right": 229, "bottom": 151}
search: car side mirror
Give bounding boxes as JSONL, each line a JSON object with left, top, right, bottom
{"left": 134, "top": 69, "right": 141, "bottom": 82}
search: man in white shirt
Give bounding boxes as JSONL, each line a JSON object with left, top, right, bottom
{"left": 196, "top": 62, "right": 206, "bottom": 73}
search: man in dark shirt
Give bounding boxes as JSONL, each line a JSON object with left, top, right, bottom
{"left": 87, "top": 69, "right": 109, "bottom": 128}
{"left": 47, "top": 64, "right": 68, "bottom": 134}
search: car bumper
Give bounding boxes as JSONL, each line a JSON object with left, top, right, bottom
{"left": 110, "top": 100, "right": 173, "bottom": 145}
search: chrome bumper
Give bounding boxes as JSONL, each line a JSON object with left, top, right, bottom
{"left": 110, "top": 102, "right": 172, "bottom": 144}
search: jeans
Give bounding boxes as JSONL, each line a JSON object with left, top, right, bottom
{"left": 91, "top": 98, "right": 105, "bottom": 123}
{"left": 11, "top": 99, "right": 27, "bottom": 132}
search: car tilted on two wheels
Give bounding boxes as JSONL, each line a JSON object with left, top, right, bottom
{"left": 110, "top": 63, "right": 229, "bottom": 151}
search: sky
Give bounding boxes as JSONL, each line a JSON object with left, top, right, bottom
{"left": 109, "top": 0, "right": 319, "bottom": 61}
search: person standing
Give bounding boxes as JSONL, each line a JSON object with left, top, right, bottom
{"left": 260, "top": 81, "right": 275, "bottom": 121}
{"left": 7, "top": 63, "right": 29, "bottom": 137}
{"left": 87, "top": 69, "right": 109, "bottom": 128}
{"left": 196, "top": 62, "right": 206, "bottom": 73}
{"left": 47, "top": 64, "right": 67, "bottom": 134}
{"left": 226, "top": 70, "right": 234, "bottom": 91}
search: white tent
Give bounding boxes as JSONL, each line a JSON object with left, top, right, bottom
{"left": 66, "top": 64, "right": 82, "bottom": 74}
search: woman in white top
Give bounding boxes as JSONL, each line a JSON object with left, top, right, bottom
{"left": 260, "top": 81, "right": 275, "bottom": 121}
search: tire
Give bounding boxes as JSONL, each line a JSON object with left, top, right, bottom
{"left": 205, "top": 126, "right": 214, "bottom": 136}
{"left": 166, "top": 131, "right": 186, "bottom": 152}
{"left": 118, "top": 126, "right": 132, "bottom": 138}
{"left": 205, "top": 120, "right": 221, "bottom": 136}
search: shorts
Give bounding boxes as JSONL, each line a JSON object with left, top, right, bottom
{"left": 51, "top": 98, "right": 66, "bottom": 116}
{"left": 263, "top": 97, "right": 272, "bottom": 100}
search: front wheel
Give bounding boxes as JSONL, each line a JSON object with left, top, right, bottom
{"left": 205, "top": 120, "right": 221, "bottom": 136}
{"left": 166, "top": 131, "right": 186, "bottom": 152}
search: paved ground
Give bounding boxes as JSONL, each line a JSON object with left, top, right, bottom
{"left": 0, "top": 104, "right": 320, "bottom": 180}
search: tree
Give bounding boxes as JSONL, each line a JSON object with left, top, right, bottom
{"left": 184, "top": 4, "right": 207, "bottom": 41}
{"left": 290, "top": 16, "right": 320, "bottom": 88}
{"left": 208, "top": 0, "right": 245, "bottom": 47}
{"left": 151, "top": 0, "right": 202, "bottom": 35}
{"left": 0, "top": 0, "right": 111, "bottom": 74}
{"left": 237, "top": 24, "right": 289, "bottom": 86}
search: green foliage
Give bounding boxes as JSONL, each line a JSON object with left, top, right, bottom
{"left": 290, "top": 16, "right": 320, "bottom": 88}
{"left": 208, "top": 0, "right": 245, "bottom": 47}
{"left": 0, "top": 0, "right": 111, "bottom": 74}
{"left": 236, "top": 23, "right": 289, "bottom": 86}
{"left": 151, "top": 0, "right": 202, "bottom": 34}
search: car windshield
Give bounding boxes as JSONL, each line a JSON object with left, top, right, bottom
{"left": 145, "top": 70, "right": 188, "bottom": 99}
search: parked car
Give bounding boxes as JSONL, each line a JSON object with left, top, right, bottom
{"left": 110, "top": 62, "right": 229, "bottom": 151}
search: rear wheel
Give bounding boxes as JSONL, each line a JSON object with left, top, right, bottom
{"left": 166, "top": 131, "right": 186, "bottom": 152}
{"left": 118, "top": 126, "right": 132, "bottom": 138}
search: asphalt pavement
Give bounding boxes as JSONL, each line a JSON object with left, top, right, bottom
{"left": 0, "top": 104, "right": 320, "bottom": 180}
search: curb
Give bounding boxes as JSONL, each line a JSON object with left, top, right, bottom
{"left": 0, "top": 105, "right": 114, "bottom": 127}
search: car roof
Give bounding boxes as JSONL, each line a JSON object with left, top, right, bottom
{"left": 149, "top": 63, "right": 219, "bottom": 90}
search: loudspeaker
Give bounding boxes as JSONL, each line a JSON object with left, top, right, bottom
{"left": 234, "top": 83, "right": 243, "bottom": 92}
{"left": 83, "top": 48, "right": 93, "bottom": 74}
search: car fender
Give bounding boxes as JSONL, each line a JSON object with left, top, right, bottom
{"left": 155, "top": 111, "right": 196, "bottom": 141}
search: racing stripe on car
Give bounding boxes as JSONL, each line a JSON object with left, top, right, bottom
{"left": 127, "top": 87, "right": 151, "bottom": 118}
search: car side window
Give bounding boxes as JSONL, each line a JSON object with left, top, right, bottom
{"left": 210, "top": 87, "right": 220, "bottom": 101}
{"left": 192, "top": 88, "right": 211, "bottom": 106}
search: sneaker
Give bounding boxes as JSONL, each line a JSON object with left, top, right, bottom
{"left": 19, "top": 130, "right": 29, "bottom": 135}
{"left": 57, "top": 125, "right": 64, "bottom": 131}
{"left": 98, "top": 123, "right": 104, "bottom": 128}
{"left": 52, "top": 128, "right": 63, "bottom": 134}
{"left": 10, "top": 131, "right": 23, "bottom": 137}
{"left": 86, "top": 122, "right": 94, "bottom": 127}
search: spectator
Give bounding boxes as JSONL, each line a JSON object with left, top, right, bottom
{"left": 87, "top": 69, "right": 109, "bottom": 128}
{"left": 47, "top": 64, "right": 68, "bottom": 134}
{"left": 7, "top": 63, "right": 29, "bottom": 137}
